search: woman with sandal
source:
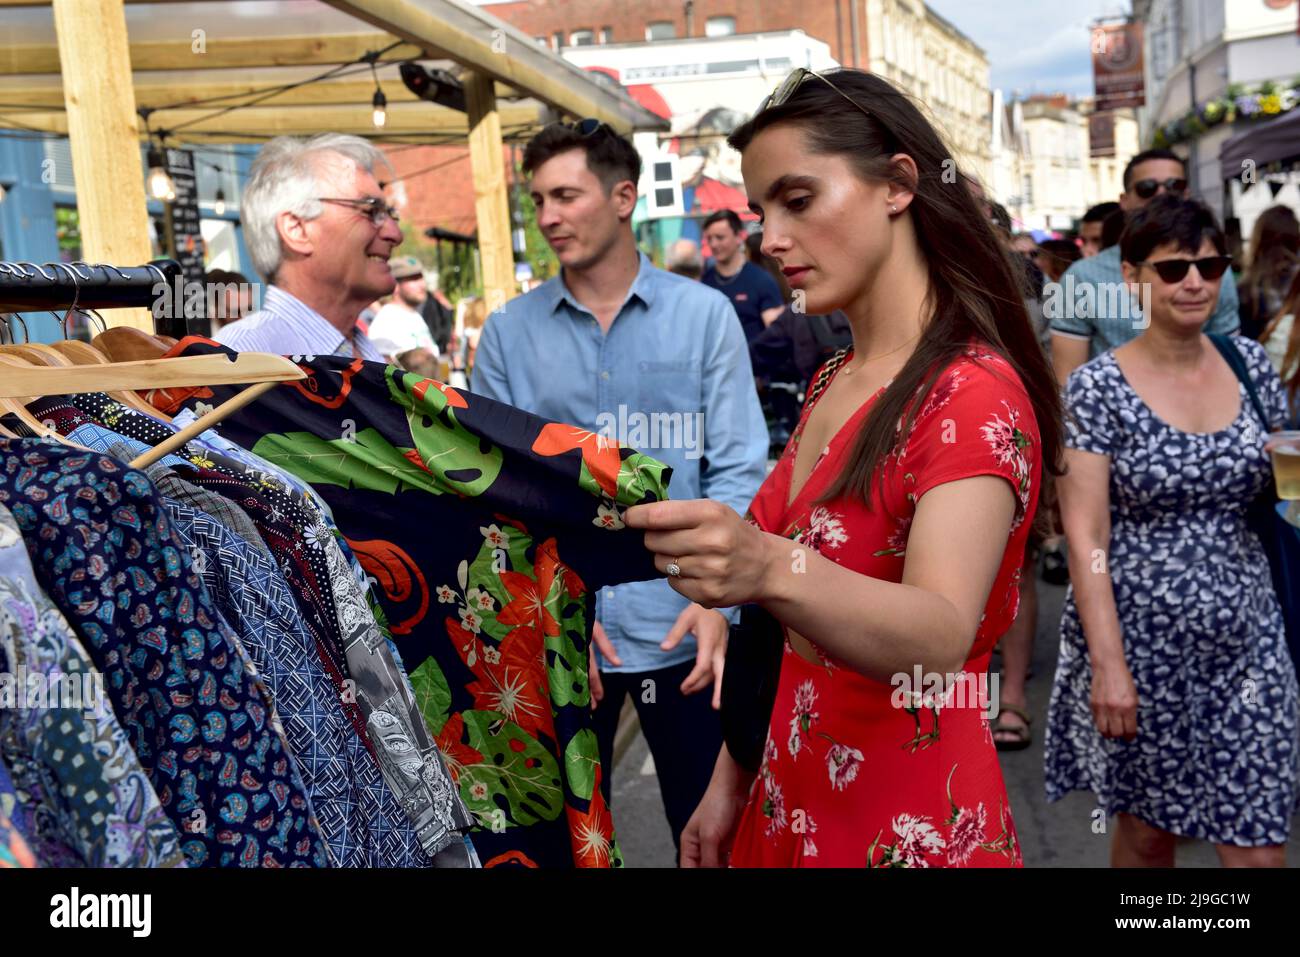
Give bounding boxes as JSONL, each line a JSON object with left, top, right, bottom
{"left": 622, "top": 68, "right": 1063, "bottom": 867}
{"left": 1044, "top": 196, "right": 1297, "bottom": 866}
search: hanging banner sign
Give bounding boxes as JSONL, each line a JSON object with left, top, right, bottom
{"left": 1092, "top": 22, "right": 1145, "bottom": 111}
{"left": 1089, "top": 111, "right": 1116, "bottom": 157}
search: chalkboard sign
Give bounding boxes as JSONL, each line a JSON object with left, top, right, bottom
{"left": 163, "top": 147, "right": 207, "bottom": 335}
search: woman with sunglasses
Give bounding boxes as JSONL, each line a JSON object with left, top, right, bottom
{"left": 1044, "top": 195, "right": 1297, "bottom": 866}
{"left": 623, "top": 68, "right": 1063, "bottom": 867}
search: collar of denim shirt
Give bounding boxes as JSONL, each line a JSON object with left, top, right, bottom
{"left": 543, "top": 251, "right": 659, "bottom": 320}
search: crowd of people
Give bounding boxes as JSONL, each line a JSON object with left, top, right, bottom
{"left": 203, "top": 64, "right": 1299, "bottom": 869}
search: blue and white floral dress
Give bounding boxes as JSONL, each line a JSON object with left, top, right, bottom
{"left": 1044, "top": 335, "right": 1299, "bottom": 846}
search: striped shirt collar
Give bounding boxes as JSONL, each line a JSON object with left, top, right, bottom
{"left": 216, "top": 285, "right": 384, "bottom": 361}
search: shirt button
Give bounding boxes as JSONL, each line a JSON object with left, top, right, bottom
{"left": 600, "top": 371, "right": 610, "bottom": 380}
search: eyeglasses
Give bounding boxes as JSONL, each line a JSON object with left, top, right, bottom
{"left": 1132, "top": 177, "right": 1188, "bottom": 200}
{"left": 317, "top": 196, "right": 400, "bottom": 227}
{"left": 1135, "top": 255, "right": 1231, "bottom": 284}
{"left": 753, "top": 68, "right": 875, "bottom": 123}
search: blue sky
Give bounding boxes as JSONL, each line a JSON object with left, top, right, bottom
{"left": 927, "top": 0, "right": 1133, "bottom": 97}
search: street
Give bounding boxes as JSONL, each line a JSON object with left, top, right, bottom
{"left": 610, "top": 577, "right": 1300, "bottom": 868}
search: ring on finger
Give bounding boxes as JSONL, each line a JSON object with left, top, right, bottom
{"left": 666, "top": 558, "right": 682, "bottom": 578}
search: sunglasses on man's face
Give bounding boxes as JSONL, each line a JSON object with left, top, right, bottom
{"left": 1136, "top": 255, "right": 1231, "bottom": 284}
{"left": 1132, "top": 177, "right": 1188, "bottom": 200}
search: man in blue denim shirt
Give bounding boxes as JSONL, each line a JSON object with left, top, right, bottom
{"left": 472, "top": 121, "right": 768, "bottom": 850}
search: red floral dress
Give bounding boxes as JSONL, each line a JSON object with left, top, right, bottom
{"left": 729, "top": 345, "right": 1040, "bottom": 868}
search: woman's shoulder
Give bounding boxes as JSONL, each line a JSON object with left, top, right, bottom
{"left": 1225, "top": 333, "right": 1274, "bottom": 374}
{"left": 1064, "top": 349, "right": 1119, "bottom": 397}
{"left": 929, "top": 344, "right": 1032, "bottom": 405}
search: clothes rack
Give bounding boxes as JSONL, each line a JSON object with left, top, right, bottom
{"left": 0, "top": 259, "right": 182, "bottom": 314}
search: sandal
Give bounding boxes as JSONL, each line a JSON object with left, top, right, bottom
{"left": 992, "top": 703, "right": 1032, "bottom": 751}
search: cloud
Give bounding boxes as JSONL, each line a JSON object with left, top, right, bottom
{"left": 927, "top": 0, "right": 1132, "bottom": 96}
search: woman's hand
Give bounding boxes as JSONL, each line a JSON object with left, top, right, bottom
{"left": 623, "top": 500, "right": 776, "bottom": 609}
{"left": 1090, "top": 657, "right": 1138, "bottom": 740}
{"left": 680, "top": 746, "right": 755, "bottom": 868}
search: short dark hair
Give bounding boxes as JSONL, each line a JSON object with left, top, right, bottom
{"left": 1038, "top": 239, "right": 1081, "bottom": 266}
{"left": 1120, "top": 195, "right": 1226, "bottom": 265}
{"left": 1082, "top": 201, "right": 1120, "bottom": 224}
{"left": 702, "top": 209, "right": 744, "bottom": 234}
{"left": 1122, "top": 148, "right": 1186, "bottom": 192}
{"left": 522, "top": 122, "right": 641, "bottom": 192}
{"left": 1101, "top": 209, "right": 1126, "bottom": 250}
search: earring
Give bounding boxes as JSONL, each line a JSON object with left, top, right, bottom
{"left": 890, "top": 204, "right": 898, "bottom": 213}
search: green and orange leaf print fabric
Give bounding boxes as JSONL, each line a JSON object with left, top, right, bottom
{"left": 163, "top": 340, "right": 671, "bottom": 867}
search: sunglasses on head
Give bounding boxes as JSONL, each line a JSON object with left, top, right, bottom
{"left": 754, "top": 67, "right": 875, "bottom": 122}
{"left": 1136, "top": 255, "right": 1231, "bottom": 284}
{"left": 569, "top": 118, "right": 611, "bottom": 138}
{"left": 1132, "top": 177, "right": 1188, "bottom": 199}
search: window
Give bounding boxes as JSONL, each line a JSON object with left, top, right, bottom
{"left": 570, "top": 29, "right": 595, "bottom": 46}
{"left": 705, "top": 16, "right": 736, "bottom": 38}
{"left": 601, "top": 26, "right": 614, "bottom": 44}
{"left": 534, "top": 36, "right": 548, "bottom": 47}
{"left": 646, "top": 21, "right": 676, "bottom": 41}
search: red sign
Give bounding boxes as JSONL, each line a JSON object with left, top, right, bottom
{"left": 1092, "top": 22, "right": 1145, "bottom": 110}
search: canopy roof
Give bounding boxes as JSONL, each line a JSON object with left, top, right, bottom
{"left": 0, "top": 0, "right": 670, "bottom": 142}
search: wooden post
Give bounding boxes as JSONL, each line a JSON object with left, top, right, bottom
{"left": 51, "top": 0, "right": 154, "bottom": 330}
{"left": 464, "top": 70, "right": 515, "bottom": 315}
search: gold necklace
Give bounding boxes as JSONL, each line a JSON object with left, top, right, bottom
{"left": 839, "top": 332, "right": 921, "bottom": 375}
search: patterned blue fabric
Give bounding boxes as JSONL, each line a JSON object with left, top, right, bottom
{"left": 65, "top": 421, "right": 191, "bottom": 470}
{"left": 0, "top": 505, "right": 186, "bottom": 867}
{"left": 160, "top": 495, "right": 429, "bottom": 867}
{"left": 1045, "top": 337, "right": 1300, "bottom": 845}
{"left": 0, "top": 440, "right": 331, "bottom": 867}
{"left": 169, "top": 407, "right": 334, "bottom": 519}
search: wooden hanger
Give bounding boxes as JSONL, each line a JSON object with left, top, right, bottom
{"left": 49, "top": 338, "right": 174, "bottom": 420}
{"left": 0, "top": 352, "right": 306, "bottom": 469}
{"left": 0, "top": 353, "right": 95, "bottom": 449}
{"left": 92, "top": 326, "right": 171, "bottom": 362}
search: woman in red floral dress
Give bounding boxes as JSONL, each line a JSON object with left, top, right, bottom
{"left": 624, "top": 68, "right": 1063, "bottom": 868}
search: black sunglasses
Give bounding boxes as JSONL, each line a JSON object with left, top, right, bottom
{"left": 1136, "top": 255, "right": 1231, "bottom": 284}
{"left": 754, "top": 68, "right": 874, "bottom": 122}
{"left": 569, "top": 118, "right": 612, "bottom": 138}
{"left": 1132, "top": 177, "right": 1188, "bottom": 199}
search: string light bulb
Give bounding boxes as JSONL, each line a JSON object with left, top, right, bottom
{"left": 372, "top": 87, "right": 387, "bottom": 128}
{"left": 146, "top": 145, "right": 175, "bottom": 202}
{"left": 214, "top": 187, "right": 226, "bottom": 216}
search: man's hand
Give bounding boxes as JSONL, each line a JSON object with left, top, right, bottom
{"left": 588, "top": 620, "right": 622, "bottom": 711}
{"left": 662, "top": 603, "right": 728, "bottom": 709}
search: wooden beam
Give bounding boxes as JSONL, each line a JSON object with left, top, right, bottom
{"left": 50, "top": 0, "right": 153, "bottom": 330}
{"left": 0, "top": 78, "right": 522, "bottom": 110}
{"left": 464, "top": 71, "right": 515, "bottom": 314}
{"left": 0, "top": 34, "right": 426, "bottom": 74}
{"left": 319, "top": 0, "right": 665, "bottom": 133}
{"left": 7, "top": 102, "right": 543, "bottom": 138}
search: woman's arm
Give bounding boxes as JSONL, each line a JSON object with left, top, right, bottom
{"left": 1055, "top": 447, "right": 1124, "bottom": 668}
{"left": 1056, "top": 446, "right": 1137, "bottom": 739}
{"left": 627, "top": 473, "right": 1017, "bottom": 683}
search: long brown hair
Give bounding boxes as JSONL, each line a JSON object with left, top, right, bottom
{"left": 1261, "top": 267, "right": 1300, "bottom": 413}
{"left": 727, "top": 69, "right": 1063, "bottom": 505}
{"left": 1243, "top": 205, "right": 1300, "bottom": 313}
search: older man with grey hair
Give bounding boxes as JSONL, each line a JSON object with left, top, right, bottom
{"left": 665, "top": 238, "right": 703, "bottom": 280}
{"left": 216, "top": 133, "right": 402, "bottom": 359}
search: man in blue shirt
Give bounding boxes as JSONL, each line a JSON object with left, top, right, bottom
{"left": 1050, "top": 148, "right": 1240, "bottom": 385}
{"left": 472, "top": 121, "right": 768, "bottom": 852}
{"left": 701, "top": 209, "right": 785, "bottom": 343}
